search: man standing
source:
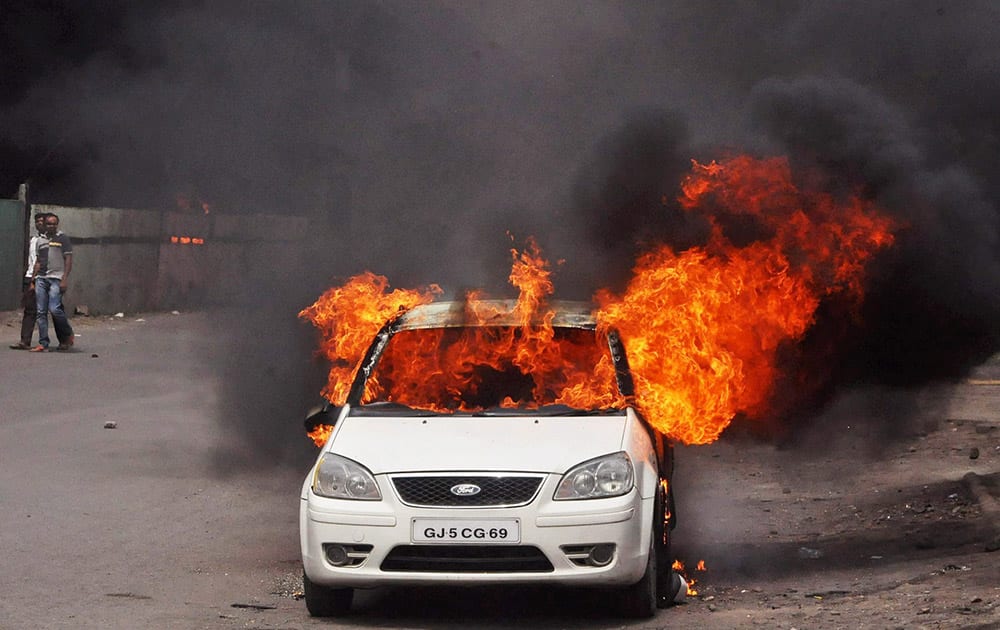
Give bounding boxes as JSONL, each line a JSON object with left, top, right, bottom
{"left": 9, "top": 212, "right": 47, "bottom": 350}
{"left": 30, "top": 213, "right": 75, "bottom": 352}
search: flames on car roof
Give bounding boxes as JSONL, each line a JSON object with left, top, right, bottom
{"left": 394, "top": 299, "right": 598, "bottom": 330}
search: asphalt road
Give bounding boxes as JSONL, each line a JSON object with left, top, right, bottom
{"left": 0, "top": 311, "right": 307, "bottom": 629}
{"left": 1, "top": 310, "right": 997, "bottom": 629}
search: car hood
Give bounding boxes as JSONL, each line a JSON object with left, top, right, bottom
{"left": 327, "top": 414, "right": 628, "bottom": 474}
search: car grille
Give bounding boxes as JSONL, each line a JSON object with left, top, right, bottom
{"left": 380, "top": 545, "right": 553, "bottom": 573}
{"left": 390, "top": 475, "right": 544, "bottom": 507}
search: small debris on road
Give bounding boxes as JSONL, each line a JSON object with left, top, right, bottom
{"left": 806, "top": 590, "right": 850, "bottom": 598}
{"left": 103, "top": 421, "right": 117, "bottom": 429}
{"left": 105, "top": 592, "right": 151, "bottom": 600}
{"left": 230, "top": 603, "right": 276, "bottom": 610}
{"left": 798, "top": 547, "right": 823, "bottom": 559}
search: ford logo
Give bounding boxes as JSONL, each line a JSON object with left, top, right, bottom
{"left": 450, "top": 484, "right": 482, "bottom": 496}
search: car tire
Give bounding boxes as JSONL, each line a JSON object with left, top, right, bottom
{"left": 655, "top": 484, "right": 677, "bottom": 608}
{"left": 303, "top": 572, "right": 353, "bottom": 617}
{"left": 621, "top": 481, "right": 670, "bottom": 618}
{"left": 620, "top": 529, "right": 658, "bottom": 618}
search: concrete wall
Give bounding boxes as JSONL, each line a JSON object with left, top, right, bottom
{"left": 32, "top": 204, "right": 306, "bottom": 314}
{"left": 0, "top": 198, "right": 26, "bottom": 310}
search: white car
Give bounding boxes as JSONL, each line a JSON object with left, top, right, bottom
{"left": 299, "top": 300, "right": 682, "bottom": 618}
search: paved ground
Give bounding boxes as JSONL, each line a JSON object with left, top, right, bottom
{"left": 1, "top": 310, "right": 997, "bottom": 629}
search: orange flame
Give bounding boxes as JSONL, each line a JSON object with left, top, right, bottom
{"left": 169, "top": 235, "right": 205, "bottom": 245}
{"left": 596, "top": 156, "right": 896, "bottom": 443}
{"left": 299, "top": 274, "right": 441, "bottom": 446}
{"left": 673, "top": 558, "right": 707, "bottom": 596}
{"left": 307, "top": 424, "right": 332, "bottom": 447}
{"left": 300, "top": 156, "right": 897, "bottom": 447}
{"left": 299, "top": 272, "right": 443, "bottom": 405}
{"left": 299, "top": 239, "right": 623, "bottom": 426}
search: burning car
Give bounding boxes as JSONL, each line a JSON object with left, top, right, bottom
{"left": 299, "top": 299, "right": 684, "bottom": 618}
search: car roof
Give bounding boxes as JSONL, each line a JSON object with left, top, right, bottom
{"left": 395, "top": 299, "right": 598, "bottom": 331}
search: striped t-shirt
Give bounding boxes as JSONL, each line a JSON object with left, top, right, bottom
{"left": 36, "top": 231, "right": 74, "bottom": 279}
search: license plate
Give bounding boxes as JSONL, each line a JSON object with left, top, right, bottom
{"left": 411, "top": 518, "right": 521, "bottom": 544}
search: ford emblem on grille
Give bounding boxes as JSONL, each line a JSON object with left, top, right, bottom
{"left": 450, "top": 484, "right": 482, "bottom": 496}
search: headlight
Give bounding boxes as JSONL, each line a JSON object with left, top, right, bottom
{"left": 554, "top": 452, "right": 634, "bottom": 500}
{"left": 312, "top": 453, "right": 381, "bottom": 500}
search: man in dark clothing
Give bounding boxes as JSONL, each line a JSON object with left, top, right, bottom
{"left": 30, "top": 213, "right": 75, "bottom": 352}
{"left": 9, "top": 212, "right": 47, "bottom": 350}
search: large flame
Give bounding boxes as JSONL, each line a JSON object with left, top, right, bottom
{"left": 366, "top": 240, "right": 621, "bottom": 413}
{"left": 300, "top": 156, "right": 897, "bottom": 447}
{"left": 298, "top": 240, "right": 622, "bottom": 446}
{"left": 298, "top": 272, "right": 442, "bottom": 405}
{"left": 595, "top": 156, "right": 896, "bottom": 443}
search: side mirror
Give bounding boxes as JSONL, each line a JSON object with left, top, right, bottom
{"left": 304, "top": 403, "right": 341, "bottom": 432}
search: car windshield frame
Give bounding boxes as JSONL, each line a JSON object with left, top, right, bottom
{"left": 344, "top": 300, "right": 635, "bottom": 415}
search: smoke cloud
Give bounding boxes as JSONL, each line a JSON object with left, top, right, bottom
{"left": 3, "top": 2, "right": 999, "bottom": 464}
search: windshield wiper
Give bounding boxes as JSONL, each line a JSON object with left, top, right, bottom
{"left": 469, "top": 404, "right": 621, "bottom": 417}
{"left": 355, "top": 402, "right": 622, "bottom": 417}
{"left": 538, "top": 405, "right": 622, "bottom": 416}
{"left": 470, "top": 406, "right": 536, "bottom": 417}
{"left": 353, "top": 401, "right": 440, "bottom": 416}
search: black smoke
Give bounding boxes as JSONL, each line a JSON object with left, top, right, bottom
{"left": 750, "top": 76, "right": 1000, "bottom": 384}
{"left": 3, "top": 2, "right": 999, "bottom": 463}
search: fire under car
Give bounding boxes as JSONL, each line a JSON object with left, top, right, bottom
{"left": 299, "top": 300, "right": 684, "bottom": 618}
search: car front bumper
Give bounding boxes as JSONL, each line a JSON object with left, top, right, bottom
{"left": 301, "top": 474, "right": 654, "bottom": 588}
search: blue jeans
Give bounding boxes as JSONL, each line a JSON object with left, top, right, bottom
{"left": 35, "top": 277, "right": 74, "bottom": 348}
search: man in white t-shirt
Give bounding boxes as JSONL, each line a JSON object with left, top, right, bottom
{"left": 9, "top": 212, "right": 47, "bottom": 350}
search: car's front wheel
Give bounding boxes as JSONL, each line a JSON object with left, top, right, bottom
{"left": 303, "top": 572, "right": 353, "bottom": 617}
{"left": 655, "top": 483, "right": 677, "bottom": 608}
{"left": 620, "top": 531, "right": 658, "bottom": 618}
{"left": 622, "top": 478, "right": 681, "bottom": 617}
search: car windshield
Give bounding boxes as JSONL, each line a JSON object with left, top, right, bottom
{"left": 358, "top": 325, "right": 626, "bottom": 415}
